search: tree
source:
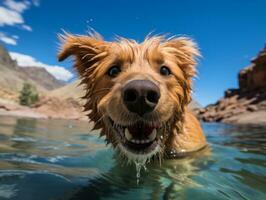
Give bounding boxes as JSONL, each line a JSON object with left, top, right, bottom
{"left": 19, "top": 83, "right": 39, "bottom": 106}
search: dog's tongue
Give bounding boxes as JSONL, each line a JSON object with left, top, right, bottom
{"left": 128, "top": 123, "right": 154, "bottom": 137}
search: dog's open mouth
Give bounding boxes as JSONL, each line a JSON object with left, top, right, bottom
{"left": 124, "top": 123, "right": 159, "bottom": 153}
{"left": 109, "top": 119, "right": 161, "bottom": 155}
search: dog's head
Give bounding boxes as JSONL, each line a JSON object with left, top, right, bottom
{"left": 58, "top": 33, "right": 199, "bottom": 162}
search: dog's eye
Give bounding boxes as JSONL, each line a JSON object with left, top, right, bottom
{"left": 107, "top": 66, "right": 121, "bottom": 77}
{"left": 160, "top": 66, "right": 171, "bottom": 76}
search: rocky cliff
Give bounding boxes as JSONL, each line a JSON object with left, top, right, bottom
{"left": 196, "top": 47, "right": 266, "bottom": 125}
{"left": 239, "top": 47, "right": 266, "bottom": 92}
{"left": 0, "top": 45, "right": 17, "bottom": 68}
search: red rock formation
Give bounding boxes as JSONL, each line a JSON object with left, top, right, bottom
{"left": 196, "top": 47, "right": 266, "bottom": 125}
{"left": 239, "top": 47, "right": 266, "bottom": 92}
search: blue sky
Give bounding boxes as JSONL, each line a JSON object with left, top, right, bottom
{"left": 0, "top": 0, "right": 266, "bottom": 106}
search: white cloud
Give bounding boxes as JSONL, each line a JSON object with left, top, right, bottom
{"left": 4, "top": 0, "right": 30, "bottom": 13}
{"left": 21, "top": 24, "right": 32, "bottom": 31}
{"left": 10, "top": 52, "right": 74, "bottom": 81}
{"left": 0, "top": 32, "right": 17, "bottom": 45}
{"left": 0, "top": 0, "right": 37, "bottom": 30}
{"left": 0, "top": 0, "right": 39, "bottom": 45}
{"left": 0, "top": 6, "right": 24, "bottom": 26}
{"left": 12, "top": 35, "right": 19, "bottom": 39}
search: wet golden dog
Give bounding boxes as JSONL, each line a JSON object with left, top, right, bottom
{"left": 58, "top": 32, "right": 206, "bottom": 163}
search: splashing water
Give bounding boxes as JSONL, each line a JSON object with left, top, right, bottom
{"left": 133, "top": 156, "right": 151, "bottom": 184}
{"left": 117, "top": 142, "right": 161, "bottom": 184}
{"left": 134, "top": 160, "right": 147, "bottom": 184}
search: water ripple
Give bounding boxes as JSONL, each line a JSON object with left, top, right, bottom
{"left": 0, "top": 116, "right": 265, "bottom": 200}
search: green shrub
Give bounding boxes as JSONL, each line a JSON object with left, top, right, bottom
{"left": 19, "top": 83, "right": 39, "bottom": 106}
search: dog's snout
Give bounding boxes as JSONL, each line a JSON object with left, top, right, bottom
{"left": 122, "top": 80, "right": 160, "bottom": 116}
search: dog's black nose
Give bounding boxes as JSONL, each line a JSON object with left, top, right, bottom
{"left": 122, "top": 80, "right": 160, "bottom": 116}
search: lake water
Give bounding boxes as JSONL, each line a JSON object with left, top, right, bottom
{"left": 0, "top": 116, "right": 265, "bottom": 200}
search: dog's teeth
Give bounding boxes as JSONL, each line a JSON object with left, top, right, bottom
{"left": 130, "top": 139, "right": 152, "bottom": 144}
{"left": 148, "top": 129, "right": 157, "bottom": 141}
{"left": 125, "top": 128, "right": 132, "bottom": 141}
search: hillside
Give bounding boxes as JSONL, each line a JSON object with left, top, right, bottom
{"left": 0, "top": 45, "right": 65, "bottom": 98}
{"left": 30, "top": 80, "right": 88, "bottom": 120}
{"left": 49, "top": 80, "right": 85, "bottom": 103}
{"left": 17, "top": 67, "right": 65, "bottom": 90}
{"left": 196, "top": 47, "right": 266, "bottom": 125}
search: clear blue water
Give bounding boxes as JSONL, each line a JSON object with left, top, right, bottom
{"left": 0, "top": 116, "right": 265, "bottom": 200}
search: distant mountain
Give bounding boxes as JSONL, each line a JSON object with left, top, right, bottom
{"left": 0, "top": 45, "right": 65, "bottom": 100}
{"left": 0, "top": 62, "right": 47, "bottom": 97}
{"left": 17, "top": 67, "right": 65, "bottom": 90}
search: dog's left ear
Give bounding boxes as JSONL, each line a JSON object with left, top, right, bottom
{"left": 165, "top": 37, "right": 200, "bottom": 78}
{"left": 58, "top": 33, "right": 108, "bottom": 77}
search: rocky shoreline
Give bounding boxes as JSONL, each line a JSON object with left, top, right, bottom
{"left": 195, "top": 88, "right": 266, "bottom": 125}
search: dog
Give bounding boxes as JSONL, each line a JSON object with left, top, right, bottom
{"left": 58, "top": 32, "right": 206, "bottom": 164}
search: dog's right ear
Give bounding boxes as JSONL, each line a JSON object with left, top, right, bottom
{"left": 58, "top": 33, "right": 108, "bottom": 76}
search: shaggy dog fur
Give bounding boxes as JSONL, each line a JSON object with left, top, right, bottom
{"left": 58, "top": 32, "right": 206, "bottom": 164}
